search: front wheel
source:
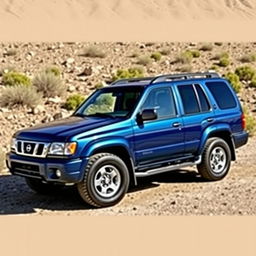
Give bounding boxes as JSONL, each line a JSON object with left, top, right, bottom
{"left": 77, "top": 153, "right": 130, "bottom": 208}
{"left": 197, "top": 137, "right": 231, "bottom": 181}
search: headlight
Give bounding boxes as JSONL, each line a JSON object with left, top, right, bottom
{"left": 11, "top": 138, "right": 17, "bottom": 152}
{"left": 48, "top": 142, "right": 77, "bottom": 156}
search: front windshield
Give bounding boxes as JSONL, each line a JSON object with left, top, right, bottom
{"left": 74, "top": 86, "right": 144, "bottom": 118}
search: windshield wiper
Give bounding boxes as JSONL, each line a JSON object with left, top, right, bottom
{"left": 86, "top": 113, "right": 115, "bottom": 118}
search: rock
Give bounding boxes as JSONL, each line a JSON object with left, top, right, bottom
{"left": 68, "top": 85, "right": 76, "bottom": 92}
{"left": 77, "top": 66, "right": 93, "bottom": 77}
{"left": 62, "top": 58, "right": 75, "bottom": 66}
{"left": 32, "top": 105, "right": 45, "bottom": 115}
{"left": 47, "top": 97, "right": 62, "bottom": 104}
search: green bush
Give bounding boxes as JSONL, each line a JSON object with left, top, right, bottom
{"left": 224, "top": 72, "right": 242, "bottom": 93}
{"left": 218, "top": 57, "right": 230, "bottom": 67}
{"left": 174, "top": 51, "right": 193, "bottom": 64}
{"left": 235, "top": 66, "right": 256, "bottom": 81}
{"left": 249, "top": 77, "right": 256, "bottom": 87}
{"left": 150, "top": 52, "right": 162, "bottom": 61}
{"left": 95, "top": 82, "right": 104, "bottom": 89}
{"left": 137, "top": 55, "right": 152, "bottom": 66}
{"left": 0, "top": 85, "right": 42, "bottom": 108}
{"left": 112, "top": 67, "right": 144, "bottom": 81}
{"left": 160, "top": 48, "right": 171, "bottom": 56}
{"left": 243, "top": 107, "right": 256, "bottom": 136}
{"left": 212, "top": 52, "right": 229, "bottom": 60}
{"left": 199, "top": 43, "right": 213, "bottom": 51}
{"left": 0, "top": 147, "right": 5, "bottom": 172}
{"left": 240, "top": 54, "right": 256, "bottom": 63}
{"left": 80, "top": 46, "right": 106, "bottom": 58}
{"left": 2, "top": 71, "right": 31, "bottom": 86}
{"left": 33, "top": 71, "right": 66, "bottom": 97}
{"left": 45, "top": 66, "right": 61, "bottom": 77}
{"left": 64, "top": 94, "right": 85, "bottom": 111}
{"left": 210, "top": 65, "right": 219, "bottom": 71}
{"left": 186, "top": 49, "right": 200, "bottom": 58}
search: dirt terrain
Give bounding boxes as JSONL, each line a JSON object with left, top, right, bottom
{"left": 0, "top": 42, "right": 256, "bottom": 215}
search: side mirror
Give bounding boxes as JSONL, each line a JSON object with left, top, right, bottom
{"left": 141, "top": 109, "right": 158, "bottom": 121}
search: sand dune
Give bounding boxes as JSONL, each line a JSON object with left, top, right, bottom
{"left": 1, "top": 0, "right": 256, "bottom": 40}
{"left": 1, "top": 0, "right": 256, "bottom": 21}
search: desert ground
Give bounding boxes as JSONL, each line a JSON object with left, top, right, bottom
{"left": 0, "top": 42, "right": 256, "bottom": 215}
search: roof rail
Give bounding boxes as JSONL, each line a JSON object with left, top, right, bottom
{"left": 110, "top": 72, "right": 220, "bottom": 86}
{"left": 111, "top": 77, "right": 155, "bottom": 86}
{"left": 150, "top": 72, "right": 220, "bottom": 84}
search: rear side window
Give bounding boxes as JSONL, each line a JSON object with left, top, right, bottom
{"left": 195, "top": 84, "right": 210, "bottom": 112}
{"left": 206, "top": 81, "right": 237, "bottom": 109}
{"left": 178, "top": 84, "right": 200, "bottom": 114}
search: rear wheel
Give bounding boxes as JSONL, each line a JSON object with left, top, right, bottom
{"left": 197, "top": 137, "right": 231, "bottom": 181}
{"left": 26, "top": 177, "right": 63, "bottom": 195}
{"left": 77, "top": 153, "right": 130, "bottom": 208}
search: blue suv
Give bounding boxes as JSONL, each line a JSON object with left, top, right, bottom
{"left": 6, "top": 72, "right": 248, "bottom": 207}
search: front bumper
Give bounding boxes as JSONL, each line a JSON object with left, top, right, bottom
{"left": 6, "top": 152, "right": 88, "bottom": 183}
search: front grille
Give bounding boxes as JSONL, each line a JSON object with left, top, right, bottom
{"left": 11, "top": 161, "right": 41, "bottom": 178}
{"left": 16, "top": 140, "right": 50, "bottom": 158}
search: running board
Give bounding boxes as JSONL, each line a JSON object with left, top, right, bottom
{"left": 135, "top": 156, "right": 201, "bottom": 178}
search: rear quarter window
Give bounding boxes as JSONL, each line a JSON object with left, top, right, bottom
{"left": 205, "top": 81, "right": 237, "bottom": 109}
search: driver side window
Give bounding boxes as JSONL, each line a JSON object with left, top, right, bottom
{"left": 142, "top": 88, "right": 176, "bottom": 119}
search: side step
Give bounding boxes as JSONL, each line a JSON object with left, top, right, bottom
{"left": 135, "top": 156, "right": 201, "bottom": 178}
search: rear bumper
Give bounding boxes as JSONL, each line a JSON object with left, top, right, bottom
{"left": 233, "top": 131, "right": 249, "bottom": 149}
{"left": 6, "top": 153, "right": 88, "bottom": 183}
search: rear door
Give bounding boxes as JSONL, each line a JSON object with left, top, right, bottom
{"left": 132, "top": 86, "right": 185, "bottom": 166}
{"left": 176, "top": 83, "right": 215, "bottom": 155}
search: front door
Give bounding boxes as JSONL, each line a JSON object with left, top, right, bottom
{"left": 132, "top": 87, "right": 184, "bottom": 167}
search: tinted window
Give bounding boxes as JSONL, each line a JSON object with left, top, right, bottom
{"left": 195, "top": 84, "right": 210, "bottom": 112}
{"left": 142, "top": 88, "right": 176, "bottom": 119}
{"left": 178, "top": 84, "right": 200, "bottom": 114}
{"left": 206, "top": 82, "right": 237, "bottom": 109}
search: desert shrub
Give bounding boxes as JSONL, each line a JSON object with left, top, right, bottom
{"left": 224, "top": 72, "right": 242, "bottom": 93}
{"left": 160, "top": 48, "right": 171, "bottom": 55}
{"left": 4, "top": 49, "right": 17, "bottom": 56}
{"left": 112, "top": 67, "right": 144, "bottom": 81}
{"left": 33, "top": 71, "right": 66, "bottom": 97}
{"left": 214, "top": 42, "right": 223, "bottom": 46}
{"left": 45, "top": 66, "right": 61, "bottom": 77}
{"left": 218, "top": 57, "right": 230, "bottom": 67}
{"left": 130, "top": 52, "right": 139, "bottom": 58}
{"left": 150, "top": 52, "right": 162, "bottom": 61}
{"left": 249, "top": 77, "right": 256, "bottom": 88}
{"left": 240, "top": 53, "right": 256, "bottom": 63}
{"left": 0, "top": 147, "right": 5, "bottom": 172}
{"left": 210, "top": 65, "right": 219, "bottom": 71}
{"left": 186, "top": 49, "right": 200, "bottom": 58}
{"left": 212, "top": 52, "right": 229, "bottom": 60}
{"left": 137, "top": 55, "right": 152, "bottom": 66}
{"left": 95, "top": 82, "right": 104, "bottom": 89}
{"left": 199, "top": 43, "right": 213, "bottom": 51}
{"left": 0, "top": 85, "right": 42, "bottom": 108}
{"left": 80, "top": 46, "right": 106, "bottom": 58}
{"left": 235, "top": 66, "right": 256, "bottom": 81}
{"left": 243, "top": 107, "right": 256, "bottom": 136}
{"left": 176, "top": 65, "right": 193, "bottom": 72}
{"left": 174, "top": 51, "right": 193, "bottom": 64}
{"left": 2, "top": 71, "right": 31, "bottom": 86}
{"left": 64, "top": 94, "right": 85, "bottom": 111}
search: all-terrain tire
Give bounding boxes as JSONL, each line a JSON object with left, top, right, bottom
{"left": 26, "top": 177, "right": 63, "bottom": 194}
{"left": 197, "top": 137, "right": 231, "bottom": 181}
{"left": 77, "top": 153, "right": 130, "bottom": 208}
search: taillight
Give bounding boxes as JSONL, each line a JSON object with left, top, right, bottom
{"left": 241, "top": 113, "right": 246, "bottom": 130}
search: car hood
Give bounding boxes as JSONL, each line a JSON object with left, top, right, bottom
{"left": 15, "top": 116, "right": 122, "bottom": 142}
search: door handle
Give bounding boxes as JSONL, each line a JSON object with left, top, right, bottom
{"left": 172, "top": 122, "right": 181, "bottom": 128}
{"left": 207, "top": 118, "right": 214, "bottom": 123}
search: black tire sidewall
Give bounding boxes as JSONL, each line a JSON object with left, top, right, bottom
{"left": 85, "top": 155, "right": 130, "bottom": 206}
{"left": 205, "top": 139, "right": 231, "bottom": 179}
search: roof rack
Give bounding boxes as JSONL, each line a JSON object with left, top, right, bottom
{"left": 110, "top": 72, "right": 220, "bottom": 86}
{"left": 111, "top": 77, "right": 155, "bottom": 86}
{"left": 150, "top": 72, "right": 220, "bottom": 84}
